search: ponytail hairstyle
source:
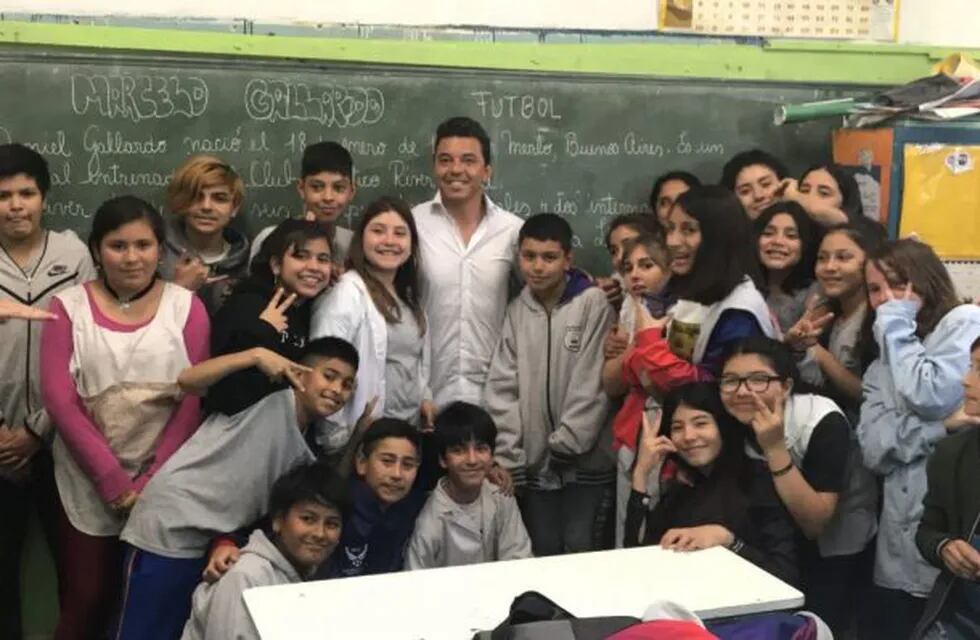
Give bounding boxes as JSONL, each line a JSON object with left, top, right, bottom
{"left": 868, "top": 238, "right": 960, "bottom": 338}
{"left": 347, "top": 196, "right": 426, "bottom": 336}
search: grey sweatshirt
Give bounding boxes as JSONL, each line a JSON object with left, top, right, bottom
{"left": 181, "top": 529, "right": 304, "bottom": 640}
{"left": 121, "top": 389, "right": 314, "bottom": 558}
{"left": 405, "top": 477, "right": 532, "bottom": 570}
{"left": 0, "top": 229, "right": 95, "bottom": 475}
{"left": 484, "top": 273, "right": 616, "bottom": 488}
{"left": 159, "top": 218, "right": 250, "bottom": 316}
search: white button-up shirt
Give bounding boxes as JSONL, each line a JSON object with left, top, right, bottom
{"left": 412, "top": 192, "right": 522, "bottom": 409}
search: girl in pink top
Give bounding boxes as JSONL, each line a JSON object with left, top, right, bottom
{"left": 41, "top": 196, "right": 210, "bottom": 640}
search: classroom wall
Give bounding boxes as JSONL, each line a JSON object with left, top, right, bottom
{"left": 4, "top": 0, "right": 979, "bottom": 48}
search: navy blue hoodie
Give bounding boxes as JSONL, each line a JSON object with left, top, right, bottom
{"left": 321, "top": 477, "right": 426, "bottom": 578}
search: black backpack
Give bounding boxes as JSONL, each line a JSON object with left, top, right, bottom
{"left": 472, "top": 591, "right": 640, "bottom": 640}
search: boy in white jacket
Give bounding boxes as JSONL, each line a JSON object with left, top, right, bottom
{"left": 181, "top": 462, "right": 347, "bottom": 640}
{"left": 406, "top": 402, "right": 532, "bottom": 569}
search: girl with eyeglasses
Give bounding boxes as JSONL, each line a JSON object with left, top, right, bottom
{"left": 623, "top": 382, "right": 798, "bottom": 587}
{"left": 719, "top": 336, "right": 877, "bottom": 635}
{"left": 857, "top": 239, "right": 980, "bottom": 639}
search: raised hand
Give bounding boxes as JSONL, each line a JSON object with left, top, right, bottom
{"left": 633, "top": 295, "right": 669, "bottom": 333}
{"left": 172, "top": 253, "right": 211, "bottom": 292}
{"left": 943, "top": 403, "right": 980, "bottom": 432}
{"left": 259, "top": 288, "right": 297, "bottom": 333}
{"left": 750, "top": 393, "right": 786, "bottom": 453}
{"left": 251, "top": 347, "right": 312, "bottom": 390}
{"left": 785, "top": 304, "right": 834, "bottom": 351}
{"left": 595, "top": 276, "right": 624, "bottom": 307}
{"left": 603, "top": 324, "right": 629, "bottom": 360}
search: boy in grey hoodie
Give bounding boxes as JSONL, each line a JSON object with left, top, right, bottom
{"left": 159, "top": 154, "right": 250, "bottom": 316}
{"left": 484, "top": 213, "right": 615, "bottom": 557}
{"left": 181, "top": 461, "right": 348, "bottom": 640}
{"left": 405, "top": 401, "right": 531, "bottom": 570}
{"left": 0, "top": 143, "right": 97, "bottom": 638}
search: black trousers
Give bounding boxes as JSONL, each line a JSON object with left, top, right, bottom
{"left": 0, "top": 450, "right": 60, "bottom": 640}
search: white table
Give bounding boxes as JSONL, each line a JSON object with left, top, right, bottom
{"left": 244, "top": 546, "right": 803, "bottom": 640}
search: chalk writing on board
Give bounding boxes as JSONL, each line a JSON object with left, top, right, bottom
{"left": 0, "top": 126, "right": 10, "bottom": 144}
{"left": 397, "top": 137, "right": 419, "bottom": 157}
{"left": 250, "top": 202, "right": 293, "bottom": 221}
{"left": 49, "top": 162, "right": 70, "bottom": 187}
{"left": 183, "top": 129, "right": 241, "bottom": 155}
{"left": 46, "top": 200, "right": 88, "bottom": 219}
{"left": 71, "top": 74, "right": 208, "bottom": 123}
{"left": 499, "top": 130, "right": 555, "bottom": 160}
{"left": 588, "top": 195, "right": 649, "bottom": 216}
{"left": 244, "top": 80, "right": 385, "bottom": 127}
{"left": 80, "top": 155, "right": 170, "bottom": 187}
{"left": 22, "top": 131, "right": 73, "bottom": 160}
{"left": 565, "top": 132, "right": 619, "bottom": 157}
{"left": 340, "top": 138, "right": 387, "bottom": 157}
{"left": 675, "top": 131, "right": 725, "bottom": 156}
{"left": 623, "top": 132, "right": 666, "bottom": 158}
{"left": 471, "top": 92, "right": 562, "bottom": 121}
{"left": 355, "top": 173, "right": 382, "bottom": 189}
{"left": 496, "top": 191, "right": 532, "bottom": 217}
{"left": 389, "top": 160, "right": 435, "bottom": 189}
{"left": 249, "top": 159, "right": 296, "bottom": 189}
{"left": 84, "top": 126, "right": 167, "bottom": 163}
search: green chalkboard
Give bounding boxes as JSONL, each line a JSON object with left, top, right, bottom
{"left": 0, "top": 46, "right": 869, "bottom": 275}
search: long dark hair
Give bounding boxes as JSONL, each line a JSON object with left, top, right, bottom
{"left": 754, "top": 200, "right": 821, "bottom": 295}
{"left": 658, "top": 382, "right": 749, "bottom": 488}
{"left": 799, "top": 163, "right": 864, "bottom": 219}
{"left": 868, "top": 238, "right": 961, "bottom": 339}
{"left": 348, "top": 196, "right": 426, "bottom": 335}
{"left": 669, "top": 185, "right": 761, "bottom": 305}
{"left": 818, "top": 218, "right": 888, "bottom": 373}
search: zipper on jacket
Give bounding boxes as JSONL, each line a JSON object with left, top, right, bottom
{"left": 545, "top": 308, "right": 556, "bottom": 431}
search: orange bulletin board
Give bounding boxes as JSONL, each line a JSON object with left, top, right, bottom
{"left": 833, "top": 127, "right": 894, "bottom": 225}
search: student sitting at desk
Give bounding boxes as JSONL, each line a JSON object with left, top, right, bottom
{"left": 405, "top": 401, "right": 531, "bottom": 570}
{"left": 623, "top": 382, "right": 799, "bottom": 588}
{"left": 181, "top": 462, "right": 347, "bottom": 640}
{"left": 114, "top": 338, "right": 358, "bottom": 640}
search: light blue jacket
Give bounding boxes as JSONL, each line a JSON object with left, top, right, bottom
{"left": 857, "top": 300, "right": 980, "bottom": 596}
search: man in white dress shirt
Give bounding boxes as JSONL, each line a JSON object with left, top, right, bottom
{"left": 412, "top": 117, "right": 522, "bottom": 410}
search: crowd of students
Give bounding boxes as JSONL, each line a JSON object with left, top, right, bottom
{"left": 0, "top": 114, "right": 977, "bottom": 640}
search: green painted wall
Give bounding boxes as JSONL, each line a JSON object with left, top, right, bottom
{"left": 0, "top": 20, "right": 978, "bottom": 85}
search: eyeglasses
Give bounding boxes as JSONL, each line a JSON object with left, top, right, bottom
{"left": 718, "top": 374, "right": 783, "bottom": 394}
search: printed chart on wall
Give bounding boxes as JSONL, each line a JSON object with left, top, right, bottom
{"left": 660, "top": 0, "right": 898, "bottom": 40}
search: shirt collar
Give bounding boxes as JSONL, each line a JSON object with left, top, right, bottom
{"left": 430, "top": 191, "right": 498, "bottom": 219}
